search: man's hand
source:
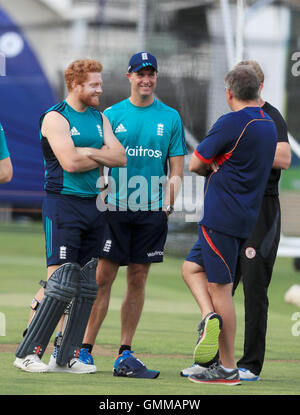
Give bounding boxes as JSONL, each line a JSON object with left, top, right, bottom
{"left": 210, "top": 160, "right": 219, "bottom": 173}
{"left": 189, "top": 152, "right": 219, "bottom": 176}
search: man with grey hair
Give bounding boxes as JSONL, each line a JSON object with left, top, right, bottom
{"left": 224, "top": 65, "right": 261, "bottom": 101}
{"left": 181, "top": 65, "right": 277, "bottom": 385}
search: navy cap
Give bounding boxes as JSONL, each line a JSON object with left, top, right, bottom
{"left": 128, "top": 52, "right": 158, "bottom": 73}
{"left": 114, "top": 356, "right": 160, "bottom": 379}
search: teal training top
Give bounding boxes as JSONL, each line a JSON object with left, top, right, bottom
{"left": 40, "top": 101, "right": 103, "bottom": 198}
{"left": 0, "top": 123, "right": 10, "bottom": 160}
{"left": 104, "top": 98, "right": 188, "bottom": 210}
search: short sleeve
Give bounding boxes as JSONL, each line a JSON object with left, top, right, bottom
{"left": 168, "top": 112, "right": 188, "bottom": 157}
{"left": 273, "top": 113, "right": 288, "bottom": 143}
{"left": 103, "top": 107, "right": 115, "bottom": 130}
{"left": 0, "top": 124, "right": 10, "bottom": 160}
{"left": 195, "top": 114, "right": 235, "bottom": 163}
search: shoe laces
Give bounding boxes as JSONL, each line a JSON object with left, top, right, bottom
{"left": 122, "top": 350, "right": 134, "bottom": 357}
{"left": 120, "top": 350, "right": 134, "bottom": 360}
{"left": 115, "top": 350, "right": 134, "bottom": 365}
{"left": 203, "top": 362, "right": 219, "bottom": 375}
{"left": 80, "top": 348, "right": 94, "bottom": 364}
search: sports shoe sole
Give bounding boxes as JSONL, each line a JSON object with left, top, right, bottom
{"left": 47, "top": 356, "right": 97, "bottom": 374}
{"left": 240, "top": 377, "right": 259, "bottom": 382}
{"left": 193, "top": 314, "right": 222, "bottom": 364}
{"left": 47, "top": 365, "right": 97, "bottom": 374}
{"left": 188, "top": 376, "right": 241, "bottom": 386}
{"left": 239, "top": 374, "right": 259, "bottom": 381}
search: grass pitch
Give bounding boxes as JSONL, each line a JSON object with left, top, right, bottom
{"left": 0, "top": 222, "right": 300, "bottom": 397}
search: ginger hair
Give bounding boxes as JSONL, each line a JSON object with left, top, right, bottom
{"left": 64, "top": 59, "right": 103, "bottom": 91}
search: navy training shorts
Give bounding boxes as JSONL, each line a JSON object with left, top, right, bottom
{"left": 100, "top": 210, "right": 168, "bottom": 266}
{"left": 185, "top": 224, "right": 245, "bottom": 284}
{"left": 42, "top": 192, "right": 105, "bottom": 267}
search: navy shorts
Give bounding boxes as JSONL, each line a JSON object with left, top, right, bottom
{"left": 100, "top": 210, "right": 168, "bottom": 266}
{"left": 186, "top": 225, "right": 245, "bottom": 284}
{"left": 42, "top": 192, "right": 105, "bottom": 267}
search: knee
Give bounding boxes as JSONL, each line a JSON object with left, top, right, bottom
{"left": 181, "top": 262, "right": 189, "bottom": 283}
{"left": 181, "top": 261, "right": 199, "bottom": 284}
{"left": 96, "top": 266, "right": 115, "bottom": 289}
{"left": 127, "top": 265, "right": 149, "bottom": 291}
{"left": 208, "top": 282, "right": 232, "bottom": 298}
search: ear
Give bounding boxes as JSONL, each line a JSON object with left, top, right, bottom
{"left": 225, "top": 88, "right": 233, "bottom": 100}
{"left": 71, "top": 80, "right": 80, "bottom": 92}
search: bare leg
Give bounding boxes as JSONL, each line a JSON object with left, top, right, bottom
{"left": 120, "top": 263, "right": 151, "bottom": 346}
{"left": 208, "top": 282, "right": 236, "bottom": 368}
{"left": 82, "top": 259, "right": 119, "bottom": 345}
{"left": 182, "top": 260, "right": 236, "bottom": 369}
{"left": 182, "top": 260, "right": 214, "bottom": 317}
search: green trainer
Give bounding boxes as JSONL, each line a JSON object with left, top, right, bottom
{"left": 193, "top": 312, "right": 222, "bottom": 364}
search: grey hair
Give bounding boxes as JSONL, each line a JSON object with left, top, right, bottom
{"left": 224, "top": 65, "right": 260, "bottom": 101}
{"left": 235, "top": 60, "right": 264, "bottom": 84}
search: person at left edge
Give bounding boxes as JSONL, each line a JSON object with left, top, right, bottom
{"left": 0, "top": 123, "right": 13, "bottom": 184}
{"left": 14, "top": 59, "right": 126, "bottom": 373}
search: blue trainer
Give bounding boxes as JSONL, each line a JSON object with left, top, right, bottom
{"left": 79, "top": 348, "right": 94, "bottom": 365}
{"left": 113, "top": 350, "right": 160, "bottom": 379}
{"left": 238, "top": 368, "right": 259, "bottom": 381}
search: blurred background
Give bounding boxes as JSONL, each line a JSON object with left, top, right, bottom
{"left": 0, "top": 0, "right": 299, "bottom": 262}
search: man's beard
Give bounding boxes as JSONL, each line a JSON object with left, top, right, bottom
{"left": 80, "top": 93, "right": 100, "bottom": 108}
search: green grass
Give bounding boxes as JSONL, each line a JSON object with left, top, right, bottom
{"left": 0, "top": 222, "right": 300, "bottom": 396}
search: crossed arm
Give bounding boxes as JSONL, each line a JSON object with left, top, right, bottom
{"left": 189, "top": 141, "right": 291, "bottom": 176}
{"left": 0, "top": 157, "right": 13, "bottom": 184}
{"left": 189, "top": 152, "right": 219, "bottom": 176}
{"left": 41, "top": 111, "right": 126, "bottom": 174}
{"left": 272, "top": 142, "right": 291, "bottom": 170}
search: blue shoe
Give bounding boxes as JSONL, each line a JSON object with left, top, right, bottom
{"left": 113, "top": 350, "right": 160, "bottom": 379}
{"left": 238, "top": 368, "right": 259, "bottom": 381}
{"left": 79, "top": 348, "right": 94, "bottom": 365}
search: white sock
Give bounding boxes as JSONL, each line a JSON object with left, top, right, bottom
{"left": 220, "top": 364, "right": 235, "bottom": 373}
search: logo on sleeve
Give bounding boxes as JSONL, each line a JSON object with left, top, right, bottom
{"left": 96, "top": 124, "right": 103, "bottom": 137}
